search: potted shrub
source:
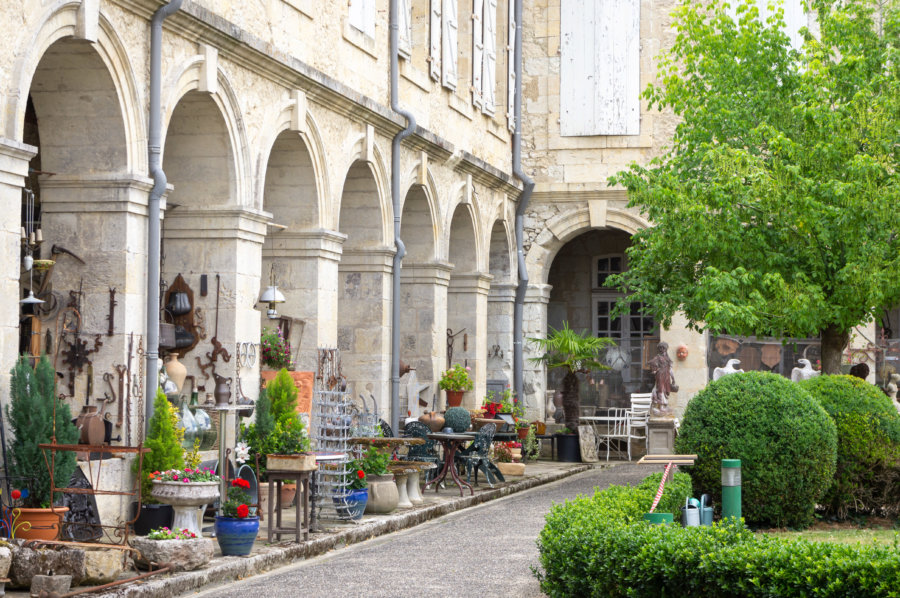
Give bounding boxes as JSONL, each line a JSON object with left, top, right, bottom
{"left": 214, "top": 478, "right": 259, "bottom": 556}
{"left": 360, "top": 446, "right": 396, "bottom": 514}
{"left": 259, "top": 327, "right": 292, "bottom": 371}
{"left": 333, "top": 459, "right": 367, "bottom": 521}
{"left": 6, "top": 355, "right": 79, "bottom": 540}
{"left": 438, "top": 364, "right": 473, "bottom": 407}
{"left": 149, "top": 467, "right": 220, "bottom": 537}
{"left": 131, "top": 526, "right": 215, "bottom": 572}
{"left": 530, "top": 322, "right": 614, "bottom": 458}
{"left": 132, "top": 388, "right": 184, "bottom": 535}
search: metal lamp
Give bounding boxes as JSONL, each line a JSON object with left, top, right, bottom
{"left": 259, "top": 285, "right": 285, "bottom": 319}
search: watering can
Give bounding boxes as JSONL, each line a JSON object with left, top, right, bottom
{"left": 699, "top": 494, "right": 714, "bottom": 526}
{"left": 681, "top": 496, "right": 701, "bottom": 527}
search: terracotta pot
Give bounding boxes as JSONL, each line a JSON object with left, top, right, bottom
{"left": 446, "top": 390, "right": 464, "bottom": 407}
{"left": 75, "top": 405, "right": 105, "bottom": 446}
{"left": 257, "top": 484, "right": 268, "bottom": 521}
{"left": 418, "top": 412, "right": 445, "bottom": 433}
{"left": 16, "top": 507, "right": 68, "bottom": 541}
{"left": 517, "top": 427, "right": 529, "bottom": 440}
{"left": 279, "top": 483, "right": 297, "bottom": 508}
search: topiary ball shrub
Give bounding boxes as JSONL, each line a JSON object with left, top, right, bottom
{"left": 675, "top": 371, "right": 836, "bottom": 528}
{"left": 444, "top": 407, "right": 471, "bottom": 433}
{"left": 798, "top": 374, "right": 900, "bottom": 519}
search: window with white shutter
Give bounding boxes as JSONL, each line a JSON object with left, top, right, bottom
{"left": 399, "top": 0, "right": 413, "bottom": 59}
{"left": 507, "top": 0, "right": 516, "bottom": 130}
{"left": 430, "top": 0, "right": 442, "bottom": 80}
{"left": 349, "top": 0, "right": 376, "bottom": 39}
{"left": 472, "top": 0, "right": 484, "bottom": 108}
{"left": 482, "top": 0, "right": 497, "bottom": 115}
{"left": 560, "top": 0, "right": 640, "bottom": 136}
{"left": 442, "top": 0, "right": 458, "bottom": 90}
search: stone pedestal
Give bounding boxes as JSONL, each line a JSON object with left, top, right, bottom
{"left": 647, "top": 417, "right": 676, "bottom": 455}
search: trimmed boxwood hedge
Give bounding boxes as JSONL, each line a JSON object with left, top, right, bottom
{"left": 536, "top": 475, "right": 900, "bottom": 597}
{"left": 798, "top": 374, "right": 900, "bottom": 518}
{"left": 675, "top": 371, "right": 837, "bottom": 527}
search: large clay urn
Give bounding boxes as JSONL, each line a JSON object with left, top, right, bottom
{"left": 164, "top": 353, "right": 187, "bottom": 392}
{"left": 418, "top": 412, "right": 445, "bottom": 433}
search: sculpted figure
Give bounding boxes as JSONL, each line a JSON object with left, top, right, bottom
{"left": 648, "top": 342, "right": 677, "bottom": 415}
{"left": 713, "top": 359, "right": 744, "bottom": 381}
{"left": 790, "top": 358, "right": 820, "bottom": 382}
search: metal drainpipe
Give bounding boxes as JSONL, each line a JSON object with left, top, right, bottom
{"left": 390, "top": 0, "right": 416, "bottom": 433}
{"left": 512, "top": 0, "right": 534, "bottom": 407}
{"left": 146, "top": 0, "right": 184, "bottom": 432}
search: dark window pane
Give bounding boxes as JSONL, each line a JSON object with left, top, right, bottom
{"left": 598, "top": 258, "right": 608, "bottom": 272}
{"left": 610, "top": 257, "right": 622, "bottom": 272}
{"left": 597, "top": 273, "right": 608, "bottom": 286}
{"left": 611, "top": 317, "right": 621, "bottom": 331}
{"left": 597, "top": 302, "right": 609, "bottom": 315}
{"left": 597, "top": 317, "right": 608, "bottom": 331}
{"left": 630, "top": 301, "right": 641, "bottom": 315}
{"left": 631, "top": 317, "right": 642, "bottom": 331}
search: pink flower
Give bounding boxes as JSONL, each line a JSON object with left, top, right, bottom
{"left": 185, "top": 468, "right": 193, "bottom": 473}
{"left": 172, "top": 474, "right": 179, "bottom": 481}
{"left": 183, "top": 478, "right": 190, "bottom": 483}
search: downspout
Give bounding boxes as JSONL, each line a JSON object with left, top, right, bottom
{"left": 390, "top": 0, "right": 416, "bottom": 433}
{"left": 146, "top": 0, "right": 184, "bottom": 432}
{"left": 512, "top": 0, "right": 534, "bottom": 407}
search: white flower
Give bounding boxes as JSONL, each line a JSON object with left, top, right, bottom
{"left": 234, "top": 441, "right": 250, "bottom": 465}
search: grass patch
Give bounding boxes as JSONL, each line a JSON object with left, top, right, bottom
{"left": 766, "top": 528, "right": 900, "bottom": 546}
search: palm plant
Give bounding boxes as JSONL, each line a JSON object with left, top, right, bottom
{"left": 530, "top": 322, "right": 614, "bottom": 433}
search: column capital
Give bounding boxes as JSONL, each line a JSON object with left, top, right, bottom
{"left": 448, "top": 272, "right": 494, "bottom": 295}
{"left": 401, "top": 261, "right": 453, "bottom": 286}
{"left": 263, "top": 229, "right": 347, "bottom": 262}
{"left": 339, "top": 247, "right": 396, "bottom": 273}
{"left": 39, "top": 173, "right": 155, "bottom": 216}
{"left": 487, "top": 281, "right": 517, "bottom": 301}
{"left": 526, "top": 283, "right": 553, "bottom": 304}
{"left": 0, "top": 137, "right": 38, "bottom": 188}
{"left": 164, "top": 206, "right": 271, "bottom": 245}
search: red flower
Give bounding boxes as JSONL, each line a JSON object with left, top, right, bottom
{"left": 356, "top": 470, "right": 365, "bottom": 480}
{"left": 11, "top": 490, "right": 20, "bottom": 500}
{"left": 231, "top": 478, "right": 250, "bottom": 489}
{"left": 236, "top": 504, "right": 249, "bottom": 518}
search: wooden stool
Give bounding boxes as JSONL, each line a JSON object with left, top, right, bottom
{"left": 267, "top": 469, "right": 312, "bottom": 543}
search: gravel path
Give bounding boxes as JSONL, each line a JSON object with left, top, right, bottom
{"left": 188, "top": 463, "right": 650, "bottom": 598}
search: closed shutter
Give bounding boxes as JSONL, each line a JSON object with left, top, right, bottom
{"left": 472, "top": 0, "right": 484, "bottom": 108}
{"left": 560, "top": 0, "right": 640, "bottom": 136}
{"left": 430, "top": 0, "right": 442, "bottom": 80}
{"left": 507, "top": 0, "right": 515, "bottom": 130}
{"left": 442, "top": 0, "right": 458, "bottom": 90}
{"left": 349, "top": 0, "right": 376, "bottom": 38}
{"left": 482, "top": 0, "right": 497, "bottom": 115}
{"left": 399, "top": 0, "right": 413, "bottom": 59}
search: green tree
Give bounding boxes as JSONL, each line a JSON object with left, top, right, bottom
{"left": 609, "top": 0, "right": 900, "bottom": 374}
{"left": 530, "top": 323, "right": 614, "bottom": 432}
{"left": 7, "top": 355, "right": 79, "bottom": 507}
{"left": 136, "top": 388, "right": 184, "bottom": 502}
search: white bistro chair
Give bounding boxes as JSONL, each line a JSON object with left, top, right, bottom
{"left": 628, "top": 393, "right": 652, "bottom": 457}
{"left": 595, "top": 407, "right": 631, "bottom": 461}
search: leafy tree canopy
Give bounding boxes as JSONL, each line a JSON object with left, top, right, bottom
{"left": 609, "top": 0, "right": 900, "bottom": 373}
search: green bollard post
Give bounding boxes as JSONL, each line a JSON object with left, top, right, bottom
{"left": 721, "top": 459, "right": 741, "bottom": 522}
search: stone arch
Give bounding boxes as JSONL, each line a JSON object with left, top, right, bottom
{"left": 488, "top": 217, "right": 514, "bottom": 284}
{"left": 447, "top": 201, "right": 480, "bottom": 273}
{"left": 5, "top": 4, "right": 145, "bottom": 172}
{"left": 335, "top": 141, "right": 392, "bottom": 248}
{"left": 527, "top": 206, "right": 651, "bottom": 286}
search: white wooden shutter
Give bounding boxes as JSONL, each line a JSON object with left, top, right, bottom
{"left": 442, "top": 0, "right": 458, "bottom": 90}
{"left": 482, "top": 0, "right": 497, "bottom": 115}
{"left": 399, "top": 0, "right": 413, "bottom": 59}
{"left": 430, "top": 0, "right": 442, "bottom": 80}
{"left": 472, "top": 0, "right": 484, "bottom": 108}
{"left": 507, "top": 0, "right": 516, "bottom": 130}
{"left": 349, "top": 0, "right": 376, "bottom": 38}
{"left": 560, "top": 0, "right": 640, "bottom": 136}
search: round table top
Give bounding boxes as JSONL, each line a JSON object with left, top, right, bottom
{"left": 427, "top": 432, "right": 475, "bottom": 441}
{"left": 387, "top": 460, "right": 436, "bottom": 473}
{"left": 350, "top": 437, "right": 425, "bottom": 447}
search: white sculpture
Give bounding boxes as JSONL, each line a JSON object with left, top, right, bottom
{"left": 886, "top": 373, "right": 900, "bottom": 402}
{"left": 790, "top": 358, "right": 820, "bottom": 382}
{"left": 400, "top": 369, "right": 430, "bottom": 418}
{"left": 713, "top": 359, "right": 744, "bottom": 381}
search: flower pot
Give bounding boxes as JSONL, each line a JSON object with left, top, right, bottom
{"left": 517, "top": 427, "right": 529, "bottom": 440}
{"left": 495, "top": 462, "right": 525, "bottom": 476}
{"left": 214, "top": 516, "right": 259, "bottom": 556}
{"left": 15, "top": 507, "right": 68, "bottom": 541}
{"left": 364, "top": 474, "right": 398, "bottom": 514}
{"left": 332, "top": 489, "right": 368, "bottom": 520}
{"left": 445, "top": 390, "right": 464, "bottom": 407}
{"left": 130, "top": 503, "right": 174, "bottom": 536}
{"left": 555, "top": 433, "right": 581, "bottom": 463}
{"left": 279, "top": 483, "right": 297, "bottom": 508}
{"left": 151, "top": 481, "right": 220, "bottom": 536}
{"left": 418, "top": 412, "right": 445, "bottom": 433}
{"left": 266, "top": 453, "right": 317, "bottom": 472}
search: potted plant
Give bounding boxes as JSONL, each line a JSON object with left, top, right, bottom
{"left": 530, "top": 322, "right": 614, "bottom": 461}
{"left": 214, "top": 478, "right": 259, "bottom": 556}
{"left": 149, "top": 466, "right": 220, "bottom": 537}
{"left": 130, "top": 526, "right": 215, "bottom": 572}
{"left": 132, "top": 388, "right": 184, "bottom": 535}
{"left": 492, "top": 442, "right": 525, "bottom": 476}
{"left": 260, "top": 327, "right": 292, "bottom": 371}
{"left": 333, "top": 459, "right": 367, "bottom": 521}
{"left": 360, "top": 446, "right": 397, "bottom": 514}
{"left": 438, "top": 364, "right": 473, "bottom": 407}
{"left": 6, "top": 355, "right": 79, "bottom": 540}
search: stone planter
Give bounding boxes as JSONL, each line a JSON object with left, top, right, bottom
{"left": 130, "top": 536, "right": 215, "bottom": 572}
{"left": 151, "top": 481, "right": 219, "bottom": 536}
{"left": 364, "top": 474, "right": 398, "bottom": 514}
{"left": 266, "top": 453, "right": 317, "bottom": 472}
{"left": 495, "top": 462, "right": 525, "bottom": 476}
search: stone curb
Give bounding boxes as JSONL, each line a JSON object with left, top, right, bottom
{"left": 96, "top": 463, "right": 594, "bottom": 597}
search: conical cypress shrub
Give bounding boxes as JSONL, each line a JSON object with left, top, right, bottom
{"left": 135, "top": 389, "right": 184, "bottom": 502}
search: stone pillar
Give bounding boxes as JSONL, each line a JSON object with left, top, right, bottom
{"left": 486, "top": 281, "right": 515, "bottom": 391}
{"left": 446, "top": 273, "right": 492, "bottom": 408}
{"left": 39, "top": 173, "right": 154, "bottom": 441}
{"left": 399, "top": 262, "right": 452, "bottom": 409}
{"left": 338, "top": 248, "right": 393, "bottom": 418}
{"left": 263, "top": 229, "right": 346, "bottom": 372}
{"left": 523, "top": 283, "right": 553, "bottom": 420}
{"left": 0, "top": 138, "right": 37, "bottom": 407}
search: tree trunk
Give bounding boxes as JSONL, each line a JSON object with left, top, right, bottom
{"left": 820, "top": 324, "right": 849, "bottom": 375}
{"left": 561, "top": 371, "right": 580, "bottom": 433}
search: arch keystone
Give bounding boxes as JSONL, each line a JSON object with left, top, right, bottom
{"left": 76, "top": 0, "right": 100, "bottom": 42}
{"left": 199, "top": 45, "right": 218, "bottom": 94}
{"left": 291, "top": 90, "right": 308, "bottom": 133}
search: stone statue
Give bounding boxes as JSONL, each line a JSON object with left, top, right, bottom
{"left": 790, "top": 358, "right": 820, "bottom": 382}
{"left": 885, "top": 373, "right": 899, "bottom": 402}
{"left": 648, "top": 342, "right": 677, "bottom": 415}
{"left": 713, "top": 359, "right": 744, "bottom": 381}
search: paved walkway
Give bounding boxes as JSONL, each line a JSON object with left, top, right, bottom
{"left": 187, "top": 463, "right": 650, "bottom": 598}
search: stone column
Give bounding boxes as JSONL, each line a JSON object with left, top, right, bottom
{"left": 0, "top": 138, "right": 37, "bottom": 406}
{"left": 446, "top": 273, "right": 492, "bottom": 408}
{"left": 338, "top": 248, "right": 394, "bottom": 418}
{"left": 486, "top": 281, "right": 516, "bottom": 391}
{"left": 263, "top": 229, "right": 346, "bottom": 372}
{"left": 399, "top": 262, "right": 452, "bottom": 409}
{"left": 523, "top": 283, "right": 553, "bottom": 420}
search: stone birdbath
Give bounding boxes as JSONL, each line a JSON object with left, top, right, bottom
{"left": 150, "top": 481, "right": 220, "bottom": 536}
{"left": 387, "top": 461, "right": 433, "bottom": 507}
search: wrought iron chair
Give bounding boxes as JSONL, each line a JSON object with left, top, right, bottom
{"left": 455, "top": 423, "right": 505, "bottom": 487}
{"left": 379, "top": 419, "right": 394, "bottom": 438}
{"left": 402, "top": 421, "right": 441, "bottom": 482}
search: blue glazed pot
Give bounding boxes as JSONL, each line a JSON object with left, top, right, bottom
{"left": 214, "top": 516, "right": 259, "bottom": 556}
{"left": 332, "top": 489, "right": 368, "bottom": 520}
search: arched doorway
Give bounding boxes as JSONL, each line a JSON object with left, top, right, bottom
{"left": 486, "top": 220, "right": 514, "bottom": 394}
